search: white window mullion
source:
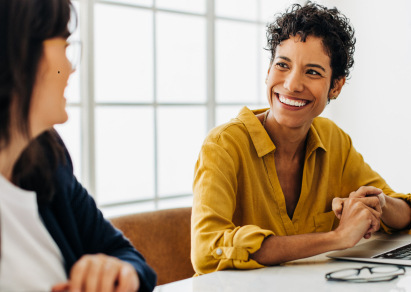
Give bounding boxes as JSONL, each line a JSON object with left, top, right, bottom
{"left": 153, "top": 0, "right": 159, "bottom": 209}
{"left": 80, "top": 0, "right": 96, "bottom": 197}
{"left": 206, "top": 0, "right": 216, "bottom": 131}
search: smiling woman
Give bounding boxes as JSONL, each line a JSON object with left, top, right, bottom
{"left": 265, "top": 35, "right": 345, "bottom": 130}
{"left": 191, "top": 2, "right": 411, "bottom": 275}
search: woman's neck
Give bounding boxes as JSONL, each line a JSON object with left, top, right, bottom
{"left": 262, "top": 111, "right": 310, "bottom": 161}
{"left": 0, "top": 135, "right": 29, "bottom": 181}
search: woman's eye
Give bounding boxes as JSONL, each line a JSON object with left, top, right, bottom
{"left": 307, "top": 69, "right": 322, "bottom": 76}
{"left": 275, "top": 62, "right": 288, "bottom": 69}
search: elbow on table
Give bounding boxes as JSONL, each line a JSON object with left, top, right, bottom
{"left": 191, "top": 248, "right": 220, "bottom": 275}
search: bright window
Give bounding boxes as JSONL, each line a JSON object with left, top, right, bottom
{"left": 57, "top": 0, "right": 411, "bottom": 217}
{"left": 72, "top": 0, "right": 411, "bottom": 218}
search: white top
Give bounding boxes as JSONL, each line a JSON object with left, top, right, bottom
{"left": 0, "top": 174, "right": 67, "bottom": 291}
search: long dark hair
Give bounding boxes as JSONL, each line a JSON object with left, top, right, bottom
{"left": 0, "top": 0, "right": 75, "bottom": 204}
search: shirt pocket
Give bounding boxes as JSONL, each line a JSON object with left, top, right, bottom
{"left": 314, "top": 210, "right": 336, "bottom": 232}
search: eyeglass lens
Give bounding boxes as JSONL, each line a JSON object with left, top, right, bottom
{"left": 326, "top": 266, "right": 405, "bottom": 282}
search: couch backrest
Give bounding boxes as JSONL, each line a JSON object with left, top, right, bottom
{"left": 110, "top": 207, "right": 194, "bottom": 285}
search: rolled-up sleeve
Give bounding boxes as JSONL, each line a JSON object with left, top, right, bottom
{"left": 191, "top": 140, "right": 273, "bottom": 275}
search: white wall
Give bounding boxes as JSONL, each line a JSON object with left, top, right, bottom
{"left": 319, "top": 0, "right": 411, "bottom": 193}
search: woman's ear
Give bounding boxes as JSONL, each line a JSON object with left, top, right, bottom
{"left": 328, "top": 77, "right": 346, "bottom": 100}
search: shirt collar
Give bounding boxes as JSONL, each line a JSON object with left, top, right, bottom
{"left": 306, "top": 121, "right": 327, "bottom": 157}
{"left": 235, "top": 106, "right": 327, "bottom": 158}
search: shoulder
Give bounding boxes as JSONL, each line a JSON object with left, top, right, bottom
{"left": 204, "top": 107, "right": 264, "bottom": 148}
{"left": 202, "top": 118, "right": 254, "bottom": 158}
{"left": 40, "top": 132, "right": 85, "bottom": 208}
{"left": 52, "top": 139, "right": 76, "bottom": 193}
{"left": 207, "top": 119, "right": 248, "bottom": 142}
{"left": 312, "top": 117, "right": 352, "bottom": 144}
{"left": 313, "top": 117, "right": 349, "bottom": 138}
{"left": 312, "top": 116, "right": 342, "bottom": 132}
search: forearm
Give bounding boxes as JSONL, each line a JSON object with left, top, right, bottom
{"left": 250, "top": 231, "right": 343, "bottom": 266}
{"left": 381, "top": 195, "right": 411, "bottom": 230}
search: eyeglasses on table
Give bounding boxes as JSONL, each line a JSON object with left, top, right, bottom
{"left": 325, "top": 265, "right": 406, "bottom": 283}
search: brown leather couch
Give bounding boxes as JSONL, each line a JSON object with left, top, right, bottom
{"left": 110, "top": 207, "right": 194, "bottom": 285}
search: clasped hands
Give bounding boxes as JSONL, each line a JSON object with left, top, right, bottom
{"left": 332, "top": 186, "right": 386, "bottom": 247}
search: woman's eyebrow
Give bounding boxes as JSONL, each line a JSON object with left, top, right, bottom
{"left": 307, "top": 63, "right": 326, "bottom": 72}
{"left": 275, "top": 56, "right": 291, "bottom": 62}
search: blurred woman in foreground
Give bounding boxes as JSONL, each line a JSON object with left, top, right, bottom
{"left": 0, "top": 0, "right": 156, "bottom": 290}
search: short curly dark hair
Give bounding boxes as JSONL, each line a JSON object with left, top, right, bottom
{"left": 266, "top": 2, "right": 355, "bottom": 88}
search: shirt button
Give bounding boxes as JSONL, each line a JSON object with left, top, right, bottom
{"left": 216, "top": 248, "right": 223, "bottom": 255}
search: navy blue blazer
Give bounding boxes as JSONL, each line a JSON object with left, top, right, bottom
{"left": 37, "top": 145, "right": 157, "bottom": 292}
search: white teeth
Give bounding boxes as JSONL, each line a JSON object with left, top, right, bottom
{"left": 279, "top": 95, "right": 307, "bottom": 107}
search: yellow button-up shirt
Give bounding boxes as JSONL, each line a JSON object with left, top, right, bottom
{"left": 191, "top": 107, "right": 411, "bottom": 275}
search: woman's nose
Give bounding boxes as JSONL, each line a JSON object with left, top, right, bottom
{"left": 283, "top": 71, "right": 304, "bottom": 92}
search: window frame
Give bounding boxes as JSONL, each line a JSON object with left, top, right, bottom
{"left": 68, "top": 0, "right": 279, "bottom": 215}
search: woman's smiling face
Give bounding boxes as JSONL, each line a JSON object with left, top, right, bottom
{"left": 266, "top": 35, "right": 344, "bottom": 130}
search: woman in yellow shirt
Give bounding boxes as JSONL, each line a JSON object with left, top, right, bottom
{"left": 191, "top": 2, "right": 411, "bottom": 275}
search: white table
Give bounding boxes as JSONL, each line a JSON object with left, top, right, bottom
{"left": 154, "top": 238, "right": 411, "bottom": 292}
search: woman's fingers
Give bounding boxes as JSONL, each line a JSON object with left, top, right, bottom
{"left": 68, "top": 254, "right": 139, "bottom": 292}
{"left": 100, "top": 258, "right": 122, "bottom": 292}
{"left": 349, "top": 186, "right": 383, "bottom": 198}
{"left": 51, "top": 282, "right": 70, "bottom": 292}
{"left": 334, "top": 186, "right": 386, "bottom": 221}
{"left": 376, "top": 193, "right": 386, "bottom": 208}
{"left": 87, "top": 255, "right": 107, "bottom": 292}
{"left": 336, "top": 197, "right": 383, "bottom": 247}
{"left": 115, "top": 264, "right": 140, "bottom": 292}
{"left": 332, "top": 195, "right": 382, "bottom": 220}
{"left": 364, "top": 204, "right": 381, "bottom": 236}
{"left": 70, "top": 255, "right": 90, "bottom": 292}
{"left": 359, "top": 196, "right": 382, "bottom": 215}
{"left": 332, "top": 197, "right": 345, "bottom": 219}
